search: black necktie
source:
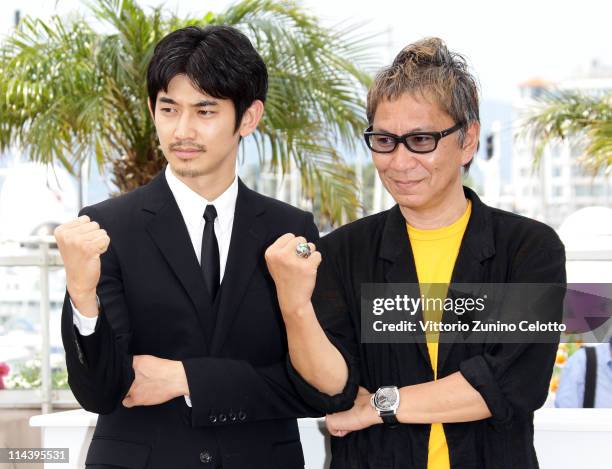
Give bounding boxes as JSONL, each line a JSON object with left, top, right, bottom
{"left": 201, "top": 204, "right": 220, "bottom": 301}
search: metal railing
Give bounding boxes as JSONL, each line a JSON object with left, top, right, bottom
{"left": 1, "top": 237, "right": 611, "bottom": 413}
{"left": 0, "top": 236, "right": 73, "bottom": 413}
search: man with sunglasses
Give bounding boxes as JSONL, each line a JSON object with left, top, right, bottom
{"left": 265, "top": 37, "right": 566, "bottom": 468}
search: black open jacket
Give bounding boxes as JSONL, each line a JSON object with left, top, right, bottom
{"left": 62, "top": 173, "right": 321, "bottom": 469}
{"left": 288, "top": 187, "right": 566, "bottom": 469}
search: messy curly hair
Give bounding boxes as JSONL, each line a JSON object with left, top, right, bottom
{"left": 367, "top": 37, "right": 480, "bottom": 171}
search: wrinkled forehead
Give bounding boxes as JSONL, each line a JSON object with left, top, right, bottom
{"left": 368, "top": 86, "right": 453, "bottom": 124}
{"left": 370, "top": 91, "right": 453, "bottom": 132}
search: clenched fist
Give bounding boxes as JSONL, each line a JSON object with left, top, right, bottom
{"left": 54, "top": 215, "right": 110, "bottom": 317}
{"left": 264, "top": 234, "right": 322, "bottom": 316}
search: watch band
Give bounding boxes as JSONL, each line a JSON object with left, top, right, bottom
{"left": 380, "top": 410, "right": 399, "bottom": 425}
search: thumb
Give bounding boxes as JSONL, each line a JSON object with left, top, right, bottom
{"left": 329, "top": 428, "right": 349, "bottom": 437}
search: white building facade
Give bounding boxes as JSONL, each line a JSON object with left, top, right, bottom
{"left": 512, "top": 67, "right": 612, "bottom": 229}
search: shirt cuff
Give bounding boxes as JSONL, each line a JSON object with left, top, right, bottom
{"left": 71, "top": 297, "right": 100, "bottom": 336}
{"left": 184, "top": 395, "right": 192, "bottom": 407}
{"left": 459, "top": 354, "right": 512, "bottom": 424}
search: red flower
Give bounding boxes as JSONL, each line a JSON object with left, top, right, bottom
{"left": 0, "top": 362, "right": 10, "bottom": 376}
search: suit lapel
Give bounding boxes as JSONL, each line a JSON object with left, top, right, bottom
{"left": 142, "top": 172, "right": 213, "bottom": 351}
{"left": 210, "top": 180, "right": 267, "bottom": 354}
{"left": 379, "top": 205, "right": 432, "bottom": 368}
{"left": 436, "top": 187, "right": 496, "bottom": 376}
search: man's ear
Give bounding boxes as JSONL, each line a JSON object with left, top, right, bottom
{"left": 461, "top": 121, "right": 480, "bottom": 167}
{"left": 147, "top": 98, "right": 155, "bottom": 121}
{"left": 238, "top": 100, "right": 264, "bottom": 138}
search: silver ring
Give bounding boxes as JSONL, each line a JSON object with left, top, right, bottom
{"left": 295, "top": 242, "right": 311, "bottom": 258}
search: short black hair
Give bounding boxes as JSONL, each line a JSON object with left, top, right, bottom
{"left": 146, "top": 25, "right": 268, "bottom": 131}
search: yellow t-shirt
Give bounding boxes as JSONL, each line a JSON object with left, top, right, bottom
{"left": 406, "top": 199, "right": 472, "bottom": 469}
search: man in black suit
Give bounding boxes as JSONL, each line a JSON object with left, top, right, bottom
{"left": 54, "top": 25, "right": 318, "bottom": 469}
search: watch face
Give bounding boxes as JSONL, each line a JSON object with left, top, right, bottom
{"left": 375, "top": 387, "right": 398, "bottom": 410}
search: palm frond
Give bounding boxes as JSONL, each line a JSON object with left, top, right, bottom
{"left": 520, "top": 90, "right": 612, "bottom": 174}
{"left": 0, "top": 0, "right": 378, "bottom": 224}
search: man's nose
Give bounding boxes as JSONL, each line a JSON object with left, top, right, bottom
{"left": 174, "top": 113, "right": 197, "bottom": 140}
{"left": 388, "top": 143, "right": 420, "bottom": 171}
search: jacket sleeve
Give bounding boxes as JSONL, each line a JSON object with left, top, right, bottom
{"left": 182, "top": 356, "right": 323, "bottom": 426}
{"left": 459, "top": 230, "right": 566, "bottom": 425}
{"left": 285, "top": 228, "right": 361, "bottom": 414}
{"left": 61, "top": 207, "right": 134, "bottom": 415}
{"left": 181, "top": 212, "right": 323, "bottom": 426}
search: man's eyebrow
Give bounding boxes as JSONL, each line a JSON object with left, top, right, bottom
{"left": 158, "top": 97, "right": 177, "bottom": 105}
{"left": 193, "top": 100, "right": 218, "bottom": 107}
{"left": 158, "top": 96, "right": 218, "bottom": 107}
{"left": 374, "top": 126, "right": 426, "bottom": 134}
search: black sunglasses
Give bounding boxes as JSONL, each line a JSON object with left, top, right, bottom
{"left": 364, "top": 122, "right": 464, "bottom": 154}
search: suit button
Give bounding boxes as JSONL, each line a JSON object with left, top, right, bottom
{"left": 238, "top": 411, "right": 246, "bottom": 421}
{"left": 219, "top": 413, "right": 227, "bottom": 423}
{"left": 209, "top": 415, "right": 217, "bottom": 423}
{"left": 229, "top": 412, "right": 237, "bottom": 421}
{"left": 199, "top": 451, "right": 213, "bottom": 464}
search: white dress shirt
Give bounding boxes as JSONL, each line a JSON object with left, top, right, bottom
{"left": 71, "top": 165, "right": 239, "bottom": 406}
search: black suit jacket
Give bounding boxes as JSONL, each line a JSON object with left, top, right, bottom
{"left": 288, "top": 186, "right": 567, "bottom": 469}
{"left": 61, "top": 170, "right": 320, "bottom": 469}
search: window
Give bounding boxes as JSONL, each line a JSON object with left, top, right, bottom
{"left": 571, "top": 165, "right": 583, "bottom": 177}
{"left": 591, "top": 184, "right": 603, "bottom": 197}
{"left": 570, "top": 143, "right": 585, "bottom": 159}
{"left": 575, "top": 185, "right": 588, "bottom": 197}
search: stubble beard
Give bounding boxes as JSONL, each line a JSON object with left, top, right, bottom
{"left": 173, "top": 166, "right": 209, "bottom": 178}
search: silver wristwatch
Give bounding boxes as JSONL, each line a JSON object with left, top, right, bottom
{"left": 370, "top": 386, "right": 400, "bottom": 425}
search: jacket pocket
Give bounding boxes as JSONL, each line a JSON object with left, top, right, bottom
{"left": 222, "top": 440, "right": 304, "bottom": 469}
{"left": 271, "top": 440, "right": 305, "bottom": 469}
{"left": 85, "top": 437, "right": 151, "bottom": 468}
{"left": 484, "top": 420, "right": 514, "bottom": 469}
{"left": 367, "top": 455, "right": 394, "bottom": 469}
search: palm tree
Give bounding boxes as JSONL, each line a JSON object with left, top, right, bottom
{"left": 0, "top": 0, "right": 377, "bottom": 225}
{"left": 522, "top": 90, "right": 612, "bottom": 175}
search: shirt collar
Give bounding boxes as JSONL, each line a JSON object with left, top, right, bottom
{"left": 164, "top": 165, "right": 238, "bottom": 230}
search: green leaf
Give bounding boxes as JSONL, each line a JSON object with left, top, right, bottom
{"left": 519, "top": 90, "right": 612, "bottom": 174}
{"left": 0, "top": 0, "right": 379, "bottom": 225}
